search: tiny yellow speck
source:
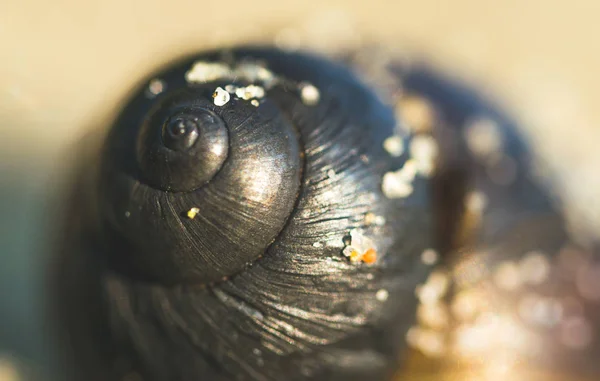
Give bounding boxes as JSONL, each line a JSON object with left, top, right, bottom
{"left": 349, "top": 250, "right": 361, "bottom": 262}
{"left": 187, "top": 207, "right": 200, "bottom": 219}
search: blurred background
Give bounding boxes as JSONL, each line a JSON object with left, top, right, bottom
{"left": 1, "top": 0, "right": 599, "bottom": 380}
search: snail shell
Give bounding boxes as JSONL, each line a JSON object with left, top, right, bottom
{"left": 54, "top": 47, "right": 571, "bottom": 381}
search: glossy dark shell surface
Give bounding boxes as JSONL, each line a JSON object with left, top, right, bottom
{"left": 54, "top": 47, "right": 573, "bottom": 381}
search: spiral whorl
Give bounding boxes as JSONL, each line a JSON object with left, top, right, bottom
{"left": 61, "top": 47, "right": 437, "bottom": 381}
{"left": 99, "top": 65, "right": 308, "bottom": 284}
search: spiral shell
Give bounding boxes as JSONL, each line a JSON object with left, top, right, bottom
{"left": 53, "top": 47, "right": 582, "bottom": 381}
{"left": 52, "top": 48, "right": 437, "bottom": 381}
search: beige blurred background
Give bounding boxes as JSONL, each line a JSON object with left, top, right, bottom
{"left": 1, "top": 0, "right": 599, "bottom": 379}
{"left": 3, "top": 0, "right": 600, "bottom": 232}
